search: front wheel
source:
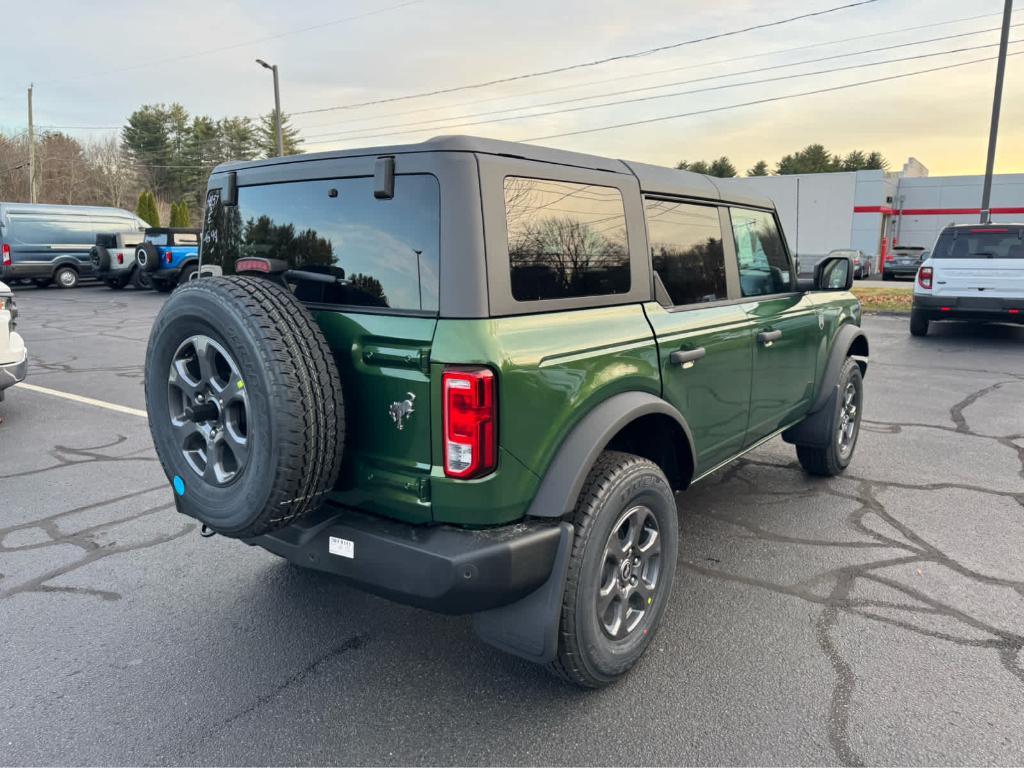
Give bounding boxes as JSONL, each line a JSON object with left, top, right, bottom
{"left": 796, "top": 358, "right": 863, "bottom": 477}
{"left": 548, "top": 451, "right": 679, "bottom": 688}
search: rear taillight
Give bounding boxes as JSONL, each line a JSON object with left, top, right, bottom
{"left": 2, "top": 243, "right": 10, "bottom": 267}
{"left": 884, "top": 254, "right": 893, "bottom": 262}
{"left": 165, "top": 253, "right": 173, "bottom": 264}
{"left": 443, "top": 367, "right": 496, "bottom": 479}
{"left": 918, "top": 266, "right": 933, "bottom": 290}
{"left": 117, "top": 253, "right": 124, "bottom": 265}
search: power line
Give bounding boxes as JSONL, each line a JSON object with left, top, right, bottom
{"left": 521, "top": 50, "right": 1024, "bottom": 142}
{"left": 303, "top": 28, "right": 1023, "bottom": 143}
{"left": 304, "top": 40, "right": 1023, "bottom": 146}
{"left": 294, "top": 9, "right": 1020, "bottom": 132}
{"left": 292, "top": 0, "right": 881, "bottom": 116}
{"left": 36, "top": 0, "right": 425, "bottom": 86}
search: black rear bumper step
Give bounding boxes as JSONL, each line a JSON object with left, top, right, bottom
{"left": 244, "top": 505, "right": 564, "bottom": 615}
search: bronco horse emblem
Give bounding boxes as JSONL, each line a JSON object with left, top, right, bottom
{"left": 388, "top": 392, "right": 416, "bottom": 431}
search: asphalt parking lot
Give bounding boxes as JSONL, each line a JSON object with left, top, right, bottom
{"left": 2, "top": 285, "right": 1023, "bottom": 766}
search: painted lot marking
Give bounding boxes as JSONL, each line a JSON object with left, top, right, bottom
{"left": 15, "top": 382, "right": 148, "bottom": 418}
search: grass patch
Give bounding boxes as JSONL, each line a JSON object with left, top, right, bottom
{"left": 852, "top": 286, "right": 914, "bottom": 313}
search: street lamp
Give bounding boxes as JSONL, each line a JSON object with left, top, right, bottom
{"left": 255, "top": 58, "right": 284, "bottom": 157}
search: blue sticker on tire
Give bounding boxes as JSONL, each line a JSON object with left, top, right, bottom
{"left": 172, "top": 475, "right": 185, "bottom": 496}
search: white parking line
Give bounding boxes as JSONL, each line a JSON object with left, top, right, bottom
{"left": 14, "top": 382, "right": 148, "bottom": 418}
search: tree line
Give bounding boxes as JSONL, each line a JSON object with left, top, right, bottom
{"left": 0, "top": 103, "right": 303, "bottom": 223}
{"left": 677, "top": 143, "right": 888, "bottom": 178}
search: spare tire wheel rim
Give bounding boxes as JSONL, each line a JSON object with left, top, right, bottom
{"left": 598, "top": 504, "right": 661, "bottom": 640}
{"left": 137, "top": 248, "right": 147, "bottom": 267}
{"left": 167, "top": 334, "right": 250, "bottom": 485}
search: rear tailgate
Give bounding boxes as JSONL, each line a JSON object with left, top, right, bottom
{"left": 931, "top": 227, "right": 1024, "bottom": 299}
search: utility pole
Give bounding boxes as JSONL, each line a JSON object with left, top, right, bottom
{"left": 256, "top": 59, "right": 284, "bottom": 157}
{"left": 27, "top": 84, "right": 36, "bottom": 204}
{"left": 980, "top": 0, "right": 1013, "bottom": 224}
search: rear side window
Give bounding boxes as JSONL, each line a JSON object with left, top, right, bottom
{"left": 174, "top": 232, "right": 199, "bottom": 246}
{"left": 7, "top": 216, "right": 136, "bottom": 245}
{"left": 206, "top": 175, "right": 440, "bottom": 313}
{"left": 932, "top": 229, "right": 1024, "bottom": 259}
{"left": 729, "top": 208, "right": 792, "bottom": 297}
{"left": 504, "top": 177, "right": 629, "bottom": 301}
{"left": 145, "top": 233, "right": 169, "bottom": 246}
{"left": 645, "top": 199, "right": 726, "bottom": 306}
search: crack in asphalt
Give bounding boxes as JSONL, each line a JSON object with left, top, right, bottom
{"left": 686, "top": 375, "right": 1024, "bottom": 766}
{"left": 0, "top": 436, "right": 158, "bottom": 479}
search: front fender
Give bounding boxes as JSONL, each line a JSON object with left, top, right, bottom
{"left": 526, "top": 391, "right": 695, "bottom": 518}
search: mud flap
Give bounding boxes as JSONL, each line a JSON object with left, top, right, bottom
{"left": 781, "top": 384, "right": 838, "bottom": 448}
{"left": 471, "top": 522, "right": 573, "bottom": 664}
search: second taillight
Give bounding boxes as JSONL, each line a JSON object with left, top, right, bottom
{"left": 918, "top": 266, "right": 933, "bottom": 290}
{"left": 2, "top": 243, "right": 10, "bottom": 267}
{"left": 443, "top": 367, "right": 496, "bottom": 479}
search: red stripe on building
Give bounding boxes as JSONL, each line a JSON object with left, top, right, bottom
{"left": 854, "top": 205, "right": 1024, "bottom": 216}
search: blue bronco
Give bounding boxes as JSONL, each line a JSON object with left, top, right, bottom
{"left": 135, "top": 228, "right": 201, "bottom": 292}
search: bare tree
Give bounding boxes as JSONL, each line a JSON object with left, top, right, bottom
{"left": 85, "top": 135, "right": 137, "bottom": 208}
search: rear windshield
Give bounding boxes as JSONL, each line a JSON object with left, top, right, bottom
{"left": 933, "top": 229, "right": 1024, "bottom": 259}
{"left": 203, "top": 175, "right": 440, "bottom": 313}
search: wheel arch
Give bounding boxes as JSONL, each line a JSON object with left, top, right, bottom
{"left": 526, "top": 391, "right": 696, "bottom": 519}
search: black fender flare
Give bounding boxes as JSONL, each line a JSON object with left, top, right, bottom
{"left": 49, "top": 256, "right": 82, "bottom": 274}
{"left": 526, "top": 391, "right": 696, "bottom": 519}
{"left": 783, "top": 324, "right": 868, "bottom": 447}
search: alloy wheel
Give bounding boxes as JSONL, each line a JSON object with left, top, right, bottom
{"left": 596, "top": 504, "right": 661, "bottom": 639}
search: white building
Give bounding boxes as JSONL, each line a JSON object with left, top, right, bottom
{"left": 717, "top": 161, "right": 1024, "bottom": 273}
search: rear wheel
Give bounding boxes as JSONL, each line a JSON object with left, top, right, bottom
{"left": 132, "top": 268, "right": 153, "bottom": 290}
{"left": 54, "top": 266, "right": 78, "bottom": 289}
{"left": 105, "top": 279, "right": 125, "bottom": 290}
{"left": 145, "top": 276, "right": 345, "bottom": 538}
{"left": 796, "top": 358, "right": 862, "bottom": 477}
{"left": 548, "top": 451, "right": 678, "bottom": 688}
{"left": 177, "top": 264, "right": 197, "bottom": 287}
{"left": 909, "top": 310, "right": 929, "bottom": 337}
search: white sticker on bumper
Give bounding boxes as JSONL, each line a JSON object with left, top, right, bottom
{"left": 329, "top": 536, "right": 354, "bottom": 559}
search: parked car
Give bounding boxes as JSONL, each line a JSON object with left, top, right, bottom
{"left": 0, "top": 203, "right": 145, "bottom": 289}
{"left": 827, "top": 248, "right": 871, "bottom": 279}
{"left": 91, "top": 231, "right": 150, "bottom": 289}
{"left": 883, "top": 244, "right": 926, "bottom": 280}
{"left": 135, "top": 228, "right": 200, "bottom": 292}
{"left": 143, "top": 136, "right": 868, "bottom": 687}
{"left": 910, "top": 223, "right": 1024, "bottom": 336}
{"left": 0, "top": 280, "right": 27, "bottom": 400}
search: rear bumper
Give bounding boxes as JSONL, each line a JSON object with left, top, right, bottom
{"left": 884, "top": 264, "right": 919, "bottom": 277}
{"left": 96, "top": 264, "right": 135, "bottom": 282}
{"left": 0, "top": 350, "right": 28, "bottom": 393}
{"left": 246, "top": 505, "right": 565, "bottom": 615}
{"left": 152, "top": 265, "right": 184, "bottom": 285}
{"left": 913, "top": 294, "right": 1024, "bottom": 322}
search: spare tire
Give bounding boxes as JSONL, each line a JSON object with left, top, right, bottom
{"left": 91, "top": 246, "right": 111, "bottom": 271}
{"left": 137, "top": 242, "right": 160, "bottom": 273}
{"left": 144, "top": 276, "right": 345, "bottom": 538}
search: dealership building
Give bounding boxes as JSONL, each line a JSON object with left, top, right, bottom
{"left": 718, "top": 160, "right": 1024, "bottom": 273}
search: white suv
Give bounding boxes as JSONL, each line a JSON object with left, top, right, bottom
{"left": 0, "top": 281, "right": 27, "bottom": 399}
{"left": 911, "top": 223, "right": 1024, "bottom": 336}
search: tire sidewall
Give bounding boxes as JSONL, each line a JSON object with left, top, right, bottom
{"left": 573, "top": 466, "right": 678, "bottom": 683}
{"left": 145, "top": 284, "right": 280, "bottom": 534}
{"left": 55, "top": 267, "right": 78, "bottom": 289}
{"left": 831, "top": 360, "right": 863, "bottom": 469}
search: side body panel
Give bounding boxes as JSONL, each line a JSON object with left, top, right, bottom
{"left": 428, "top": 305, "right": 661, "bottom": 526}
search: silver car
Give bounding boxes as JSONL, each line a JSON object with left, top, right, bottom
{"left": 827, "top": 248, "right": 872, "bottom": 280}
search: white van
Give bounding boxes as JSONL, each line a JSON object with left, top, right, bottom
{"left": 911, "top": 223, "right": 1024, "bottom": 336}
{"left": 0, "top": 281, "right": 27, "bottom": 398}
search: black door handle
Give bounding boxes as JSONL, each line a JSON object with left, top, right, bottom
{"left": 757, "top": 329, "right": 783, "bottom": 346}
{"left": 670, "top": 347, "right": 706, "bottom": 366}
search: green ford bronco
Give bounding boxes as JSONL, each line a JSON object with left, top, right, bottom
{"left": 144, "top": 136, "right": 867, "bottom": 687}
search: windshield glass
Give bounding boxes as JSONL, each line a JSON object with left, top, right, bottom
{"left": 933, "top": 229, "right": 1024, "bottom": 259}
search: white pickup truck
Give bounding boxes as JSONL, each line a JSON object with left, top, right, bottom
{"left": 0, "top": 280, "right": 27, "bottom": 400}
{"left": 911, "top": 223, "right": 1024, "bottom": 336}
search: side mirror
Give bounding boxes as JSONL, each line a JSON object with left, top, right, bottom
{"left": 813, "top": 255, "right": 853, "bottom": 291}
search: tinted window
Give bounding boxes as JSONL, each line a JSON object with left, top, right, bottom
{"left": 505, "top": 177, "right": 629, "bottom": 301}
{"left": 730, "top": 208, "right": 791, "bottom": 296}
{"left": 7, "top": 216, "right": 137, "bottom": 245}
{"left": 145, "top": 233, "right": 169, "bottom": 246}
{"left": 932, "top": 229, "right": 1024, "bottom": 259}
{"left": 208, "top": 175, "right": 440, "bottom": 312}
{"left": 645, "top": 199, "right": 726, "bottom": 306}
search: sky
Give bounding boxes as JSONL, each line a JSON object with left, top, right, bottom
{"left": 0, "top": 0, "right": 1021, "bottom": 176}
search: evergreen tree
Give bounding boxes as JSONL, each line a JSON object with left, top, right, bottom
{"left": 169, "top": 201, "right": 190, "bottom": 227}
{"left": 747, "top": 160, "right": 769, "bottom": 177}
{"left": 136, "top": 190, "right": 160, "bottom": 227}
{"left": 708, "top": 156, "right": 737, "bottom": 178}
{"left": 776, "top": 144, "right": 838, "bottom": 175}
{"left": 257, "top": 111, "right": 303, "bottom": 158}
